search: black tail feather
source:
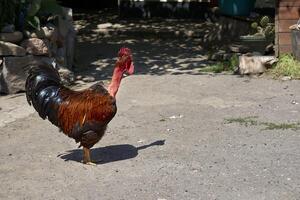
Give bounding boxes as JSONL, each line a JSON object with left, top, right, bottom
{"left": 25, "top": 65, "right": 62, "bottom": 126}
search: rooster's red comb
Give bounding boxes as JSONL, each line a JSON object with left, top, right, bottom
{"left": 118, "top": 47, "right": 132, "bottom": 57}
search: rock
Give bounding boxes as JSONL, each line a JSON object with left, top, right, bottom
{"left": 281, "top": 76, "right": 292, "bottom": 81}
{"left": 58, "top": 67, "right": 74, "bottom": 85}
{"left": 58, "top": 7, "right": 76, "bottom": 68}
{"left": 1, "top": 24, "right": 15, "bottom": 33}
{"left": 252, "top": 52, "right": 263, "bottom": 56}
{"left": 65, "top": 32, "right": 75, "bottom": 67}
{"left": 0, "top": 56, "right": 56, "bottom": 94}
{"left": 76, "top": 75, "right": 83, "bottom": 80}
{"left": 0, "top": 41, "right": 26, "bottom": 56}
{"left": 42, "top": 25, "right": 54, "bottom": 39}
{"left": 291, "top": 100, "right": 299, "bottom": 105}
{"left": 21, "top": 38, "right": 51, "bottom": 56}
{"left": 42, "top": 24, "right": 59, "bottom": 42}
{"left": 223, "top": 53, "right": 233, "bottom": 60}
{"left": 74, "top": 80, "right": 85, "bottom": 85}
{"left": 0, "top": 73, "right": 6, "bottom": 94}
{"left": 185, "top": 30, "right": 194, "bottom": 37}
{"left": 55, "top": 47, "right": 65, "bottom": 64}
{"left": 59, "top": 7, "right": 74, "bottom": 37}
{"left": 27, "top": 24, "right": 59, "bottom": 42}
{"left": 230, "top": 44, "right": 249, "bottom": 53}
{"left": 49, "top": 42, "right": 58, "bottom": 58}
{"left": 211, "top": 50, "right": 226, "bottom": 61}
{"left": 82, "top": 76, "right": 95, "bottom": 82}
{"left": 97, "top": 23, "right": 113, "bottom": 30}
{"left": 24, "top": 27, "right": 51, "bottom": 39}
{"left": 239, "top": 55, "right": 277, "bottom": 75}
{"left": 265, "top": 43, "right": 274, "bottom": 54}
{"left": 0, "top": 31, "right": 23, "bottom": 43}
{"left": 29, "top": 32, "right": 39, "bottom": 38}
{"left": 289, "top": 24, "right": 300, "bottom": 30}
{"left": 0, "top": 58, "right": 2, "bottom": 66}
{"left": 24, "top": 30, "right": 45, "bottom": 39}
{"left": 23, "top": 30, "right": 34, "bottom": 38}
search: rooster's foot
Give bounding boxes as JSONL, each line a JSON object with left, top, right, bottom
{"left": 84, "top": 161, "right": 97, "bottom": 166}
{"left": 83, "top": 147, "right": 101, "bottom": 165}
{"left": 82, "top": 159, "right": 101, "bottom": 165}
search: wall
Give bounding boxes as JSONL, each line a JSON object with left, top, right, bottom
{"left": 255, "top": 0, "right": 275, "bottom": 8}
{"left": 275, "top": 0, "right": 300, "bottom": 55}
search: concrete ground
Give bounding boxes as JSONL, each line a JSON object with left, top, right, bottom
{"left": 1, "top": 74, "right": 300, "bottom": 200}
{"left": 0, "top": 11, "right": 300, "bottom": 200}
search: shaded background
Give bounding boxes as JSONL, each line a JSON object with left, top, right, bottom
{"left": 61, "top": 0, "right": 118, "bottom": 9}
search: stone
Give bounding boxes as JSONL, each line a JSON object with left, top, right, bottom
{"left": 55, "top": 47, "right": 65, "bottom": 64}
{"left": 58, "top": 7, "right": 76, "bottom": 68}
{"left": 59, "top": 7, "right": 74, "bottom": 37}
{"left": 289, "top": 24, "right": 300, "bottom": 30}
{"left": 0, "top": 41, "right": 26, "bottom": 56}
{"left": 265, "top": 43, "right": 274, "bottom": 54}
{"left": 21, "top": 38, "right": 51, "bottom": 56}
{"left": 0, "top": 56, "right": 56, "bottom": 94}
{"left": 230, "top": 44, "right": 249, "bottom": 53}
{"left": 42, "top": 24, "right": 59, "bottom": 41}
{"left": 0, "top": 31, "right": 23, "bottom": 43}
{"left": 28, "top": 24, "right": 59, "bottom": 42}
{"left": 65, "top": 30, "right": 75, "bottom": 67}
{"left": 82, "top": 76, "right": 95, "bottom": 82}
{"left": 239, "top": 55, "right": 277, "bottom": 75}
{"left": 1, "top": 24, "right": 15, "bottom": 33}
{"left": 58, "top": 67, "right": 74, "bottom": 85}
{"left": 210, "top": 50, "right": 226, "bottom": 61}
{"left": 223, "top": 53, "right": 233, "bottom": 61}
{"left": 185, "top": 30, "right": 194, "bottom": 37}
{"left": 23, "top": 30, "right": 34, "bottom": 38}
{"left": 281, "top": 76, "right": 292, "bottom": 81}
{"left": 76, "top": 75, "right": 83, "bottom": 80}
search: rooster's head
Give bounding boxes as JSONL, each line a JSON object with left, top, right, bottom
{"left": 117, "top": 47, "right": 134, "bottom": 75}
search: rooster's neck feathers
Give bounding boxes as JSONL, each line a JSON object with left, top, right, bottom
{"left": 108, "top": 66, "right": 124, "bottom": 98}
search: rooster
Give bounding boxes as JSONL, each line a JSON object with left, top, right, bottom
{"left": 25, "top": 48, "right": 134, "bottom": 165}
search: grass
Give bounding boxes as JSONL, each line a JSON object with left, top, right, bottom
{"left": 200, "top": 63, "right": 226, "bottom": 73}
{"left": 261, "top": 122, "right": 300, "bottom": 131}
{"left": 200, "top": 54, "right": 239, "bottom": 73}
{"left": 270, "top": 54, "right": 300, "bottom": 79}
{"left": 225, "top": 116, "right": 259, "bottom": 127}
{"left": 225, "top": 116, "right": 300, "bottom": 131}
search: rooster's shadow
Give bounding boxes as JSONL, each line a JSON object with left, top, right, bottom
{"left": 58, "top": 140, "right": 165, "bottom": 164}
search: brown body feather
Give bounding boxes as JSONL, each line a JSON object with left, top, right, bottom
{"left": 58, "top": 83, "right": 117, "bottom": 148}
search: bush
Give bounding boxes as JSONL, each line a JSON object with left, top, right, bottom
{"left": 0, "top": 0, "right": 62, "bottom": 31}
{"left": 200, "top": 54, "right": 239, "bottom": 73}
{"left": 270, "top": 54, "right": 300, "bottom": 79}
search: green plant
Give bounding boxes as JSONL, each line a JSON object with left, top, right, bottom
{"left": 0, "top": 0, "right": 63, "bottom": 31}
{"left": 261, "top": 122, "right": 300, "bottom": 131}
{"left": 25, "top": 0, "right": 63, "bottom": 30}
{"left": 200, "top": 63, "right": 225, "bottom": 73}
{"left": 201, "top": 54, "right": 239, "bottom": 73}
{"left": 250, "top": 16, "right": 275, "bottom": 41}
{"left": 270, "top": 54, "right": 300, "bottom": 79}
{"left": 228, "top": 54, "right": 239, "bottom": 71}
{"left": 225, "top": 116, "right": 259, "bottom": 127}
{"left": 225, "top": 116, "right": 300, "bottom": 131}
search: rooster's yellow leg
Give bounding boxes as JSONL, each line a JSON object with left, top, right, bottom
{"left": 83, "top": 147, "right": 96, "bottom": 166}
